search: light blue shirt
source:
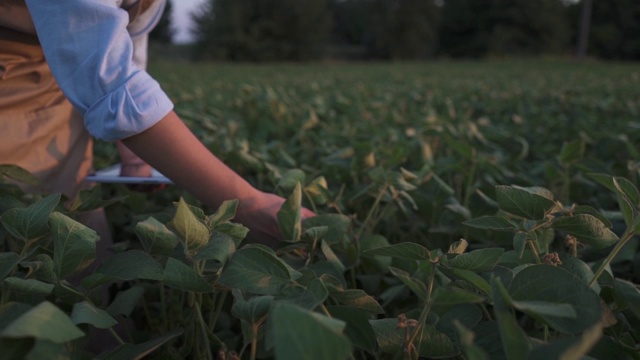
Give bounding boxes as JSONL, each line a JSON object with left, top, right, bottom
{"left": 23, "top": 0, "right": 174, "bottom": 142}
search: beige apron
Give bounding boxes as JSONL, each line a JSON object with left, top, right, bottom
{"left": 0, "top": 0, "right": 157, "bottom": 198}
{"left": 0, "top": 26, "right": 93, "bottom": 198}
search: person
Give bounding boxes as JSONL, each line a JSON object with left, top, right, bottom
{"left": 0, "top": 0, "right": 314, "bottom": 247}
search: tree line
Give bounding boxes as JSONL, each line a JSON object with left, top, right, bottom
{"left": 152, "top": 0, "right": 640, "bottom": 61}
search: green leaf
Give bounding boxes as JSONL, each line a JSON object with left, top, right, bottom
{"left": 302, "top": 214, "right": 351, "bottom": 244}
{"left": 613, "top": 279, "right": 640, "bottom": 321}
{"left": 71, "top": 301, "right": 117, "bottom": 329}
{"left": 278, "top": 169, "right": 306, "bottom": 192}
{"left": 432, "top": 286, "right": 485, "bottom": 309}
{"left": 169, "top": 198, "right": 210, "bottom": 253}
{"left": 0, "top": 165, "right": 40, "bottom": 185}
{"left": 526, "top": 322, "right": 602, "bottom": 360}
{"left": 100, "top": 328, "right": 183, "bottom": 360}
{"left": 0, "top": 302, "right": 31, "bottom": 329}
{"left": 513, "top": 232, "right": 527, "bottom": 258}
{"left": 612, "top": 178, "right": 637, "bottom": 229}
{"left": 270, "top": 302, "right": 351, "bottom": 360}
{"left": 50, "top": 212, "right": 98, "bottom": 279}
{"left": 277, "top": 182, "right": 302, "bottom": 242}
{"left": 163, "top": 257, "right": 212, "bottom": 292}
{"left": 95, "top": 250, "right": 164, "bottom": 281}
{"left": 1, "top": 301, "right": 84, "bottom": 343}
{"left": 491, "top": 278, "right": 532, "bottom": 360}
{"left": 552, "top": 214, "right": 619, "bottom": 249}
{"left": 454, "top": 321, "right": 490, "bottom": 360}
{"left": 328, "top": 287, "right": 384, "bottom": 314}
{"left": 106, "top": 286, "right": 145, "bottom": 318}
{"left": 3, "top": 277, "right": 54, "bottom": 298}
{"left": 511, "top": 300, "right": 576, "bottom": 319}
{"left": 445, "top": 248, "right": 505, "bottom": 272}
{"left": 587, "top": 173, "right": 640, "bottom": 205}
{"left": 69, "top": 185, "right": 125, "bottom": 212}
{"left": 463, "top": 216, "right": 517, "bottom": 231}
{"left": 232, "top": 295, "right": 274, "bottom": 325}
{"left": 0, "top": 252, "right": 20, "bottom": 280}
{"left": 508, "top": 265, "right": 602, "bottom": 334}
{"left": 192, "top": 231, "right": 236, "bottom": 263}
{"left": 320, "top": 240, "right": 345, "bottom": 272}
{"left": 0, "top": 194, "right": 60, "bottom": 241}
{"left": 207, "top": 199, "right": 239, "bottom": 226}
{"left": 558, "top": 254, "right": 601, "bottom": 293}
{"left": 363, "top": 242, "right": 431, "bottom": 261}
{"left": 370, "top": 318, "right": 458, "bottom": 358}
{"left": 388, "top": 266, "right": 427, "bottom": 300}
{"left": 327, "top": 305, "right": 377, "bottom": 353}
{"left": 134, "top": 217, "right": 178, "bottom": 256}
{"left": 446, "top": 268, "right": 491, "bottom": 295}
{"left": 558, "top": 139, "right": 584, "bottom": 165}
{"left": 495, "top": 185, "right": 557, "bottom": 219}
{"left": 215, "top": 222, "right": 249, "bottom": 246}
{"left": 276, "top": 279, "right": 328, "bottom": 310}
{"left": 218, "top": 247, "right": 297, "bottom": 294}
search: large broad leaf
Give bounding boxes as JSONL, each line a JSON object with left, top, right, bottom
{"left": 232, "top": 295, "right": 274, "bottom": 325}
{"left": 270, "top": 302, "right": 351, "bottom": 360}
{"left": 432, "top": 286, "right": 485, "bottom": 312}
{"left": 50, "top": 212, "right": 98, "bottom": 279}
{"left": 552, "top": 214, "right": 619, "bottom": 249}
{"left": 0, "top": 164, "right": 40, "bottom": 185}
{"left": 302, "top": 214, "right": 351, "bottom": 244}
{"left": 445, "top": 268, "right": 491, "bottom": 295}
{"left": 162, "top": 257, "right": 212, "bottom": 292}
{"left": 95, "top": 250, "right": 164, "bottom": 281}
{"left": 3, "top": 277, "right": 54, "bottom": 298}
{"left": 207, "top": 199, "right": 239, "bottom": 226}
{"left": 463, "top": 216, "right": 517, "bottom": 231}
{"left": 1, "top": 194, "right": 60, "bottom": 241}
{"left": 454, "top": 321, "right": 490, "bottom": 360}
{"left": 106, "top": 286, "right": 145, "bottom": 318}
{"left": 218, "top": 246, "right": 297, "bottom": 294}
{"left": 100, "top": 328, "right": 183, "bottom": 360}
{"left": 491, "top": 278, "right": 532, "bottom": 360}
{"left": 613, "top": 279, "right": 640, "bottom": 321}
{"left": 389, "top": 266, "right": 427, "bottom": 301}
{"left": 495, "top": 186, "right": 557, "bottom": 220}
{"left": 327, "top": 305, "right": 377, "bottom": 353}
{"left": 193, "top": 232, "right": 236, "bottom": 263}
{"left": 1, "top": 301, "right": 84, "bottom": 343}
{"left": 0, "top": 252, "right": 20, "bottom": 280}
{"left": 328, "top": 287, "right": 384, "bottom": 314}
{"left": 276, "top": 278, "right": 328, "bottom": 310}
{"left": 69, "top": 185, "right": 125, "bottom": 212}
{"left": 526, "top": 323, "right": 602, "bottom": 360}
{"left": 277, "top": 182, "right": 302, "bottom": 242}
{"left": 134, "top": 217, "right": 178, "bottom": 256}
{"left": 363, "top": 242, "right": 431, "bottom": 261}
{"left": 508, "top": 265, "right": 601, "bottom": 334}
{"left": 587, "top": 173, "right": 640, "bottom": 205}
{"left": 168, "top": 198, "right": 210, "bottom": 253}
{"left": 445, "top": 248, "right": 505, "bottom": 272}
{"left": 370, "top": 318, "right": 458, "bottom": 358}
{"left": 71, "top": 301, "right": 117, "bottom": 329}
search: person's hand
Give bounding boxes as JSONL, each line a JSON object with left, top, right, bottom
{"left": 235, "top": 191, "right": 315, "bottom": 247}
{"left": 117, "top": 141, "right": 166, "bottom": 192}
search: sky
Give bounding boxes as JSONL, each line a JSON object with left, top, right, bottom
{"left": 171, "top": 0, "right": 207, "bottom": 44}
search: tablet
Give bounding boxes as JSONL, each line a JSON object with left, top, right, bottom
{"left": 86, "top": 164, "right": 172, "bottom": 184}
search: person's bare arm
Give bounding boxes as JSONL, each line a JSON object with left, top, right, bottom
{"left": 121, "top": 110, "right": 314, "bottom": 246}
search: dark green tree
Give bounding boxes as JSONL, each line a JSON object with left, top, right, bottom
{"left": 369, "top": 0, "right": 440, "bottom": 59}
{"left": 439, "top": 0, "right": 571, "bottom": 57}
{"left": 149, "top": 0, "right": 174, "bottom": 44}
{"left": 588, "top": 0, "right": 640, "bottom": 60}
{"left": 191, "top": 0, "right": 332, "bottom": 61}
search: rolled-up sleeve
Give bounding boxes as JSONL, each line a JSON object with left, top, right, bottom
{"left": 24, "top": 0, "right": 173, "bottom": 141}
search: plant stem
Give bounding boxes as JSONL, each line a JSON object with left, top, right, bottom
{"left": 108, "top": 327, "right": 126, "bottom": 345}
{"left": 589, "top": 230, "right": 635, "bottom": 287}
{"left": 527, "top": 239, "right": 542, "bottom": 264}
{"left": 159, "top": 284, "right": 168, "bottom": 332}
{"left": 355, "top": 184, "right": 388, "bottom": 241}
{"left": 407, "top": 263, "right": 437, "bottom": 351}
{"left": 195, "top": 296, "right": 213, "bottom": 360}
{"left": 250, "top": 324, "right": 258, "bottom": 360}
{"left": 209, "top": 290, "right": 227, "bottom": 332}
